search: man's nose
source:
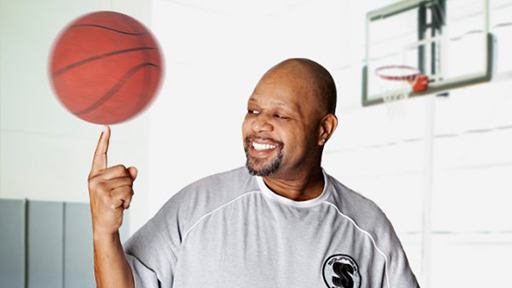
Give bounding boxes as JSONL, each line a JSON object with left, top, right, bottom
{"left": 253, "top": 114, "right": 273, "bottom": 132}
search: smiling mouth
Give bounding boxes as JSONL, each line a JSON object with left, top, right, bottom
{"left": 252, "top": 142, "right": 277, "bottom": 151}
{"left": 245, "top": 138, "right": 282, "bottom": 156}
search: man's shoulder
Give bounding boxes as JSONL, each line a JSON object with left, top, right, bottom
{"left": 325, "top": 174, "right": 418, "bottom": 287}
{"left": 325, "top": 173, "right": 393, "bottom": 233}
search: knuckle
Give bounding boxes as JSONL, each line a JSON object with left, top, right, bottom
{"left": 118, "top": 168, "right": 130, "bottom": 177}
{"left": 114, "top": 164, "right": 127, "bottom": 172}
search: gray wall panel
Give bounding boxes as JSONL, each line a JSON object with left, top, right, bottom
{"left": 0, "top": 199, "right": 26, "bottom": 288}
{"left": 28, "top": 201, "right": 64, "bottom": 288}
{"left": 64, "top": 202, "right": 94, "bottom": 288}
{"left": 1, "top": 199, "right": 129, "bottom": 287}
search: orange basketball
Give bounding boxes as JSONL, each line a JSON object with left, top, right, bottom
{"left": 49, "top": 11, "right": 163, "bottom": 124}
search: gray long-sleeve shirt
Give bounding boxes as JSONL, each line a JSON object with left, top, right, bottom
{"left": 124, "top": 167, "right": 419, "bottom": 288}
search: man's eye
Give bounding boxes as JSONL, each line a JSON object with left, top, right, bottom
{"left": 274, "top": 113, "right": 289, "bottom": 120}
{"left": 248, "top": 109, "right": 260, "bottom": 115}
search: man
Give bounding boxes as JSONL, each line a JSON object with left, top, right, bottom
{"left": 88, "top": 58, "right": 419, "bottom": 287}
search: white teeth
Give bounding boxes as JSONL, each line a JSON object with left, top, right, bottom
{"left": 252, "top": 142, "right": 276, "bottom": 151}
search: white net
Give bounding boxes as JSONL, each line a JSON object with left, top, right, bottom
{"left": 375, "top": 71, "right": 414, "bottom": 120}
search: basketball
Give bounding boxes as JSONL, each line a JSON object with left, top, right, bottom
{"left": 49, "top": 11, "right": 163, "bottom": 124}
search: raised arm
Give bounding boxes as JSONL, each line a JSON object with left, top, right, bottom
{"left": 88, "top": 126, "right": 137, "bottom": 288}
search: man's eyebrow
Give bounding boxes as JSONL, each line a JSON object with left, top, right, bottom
{"left": 248, "top": 97, "right": 300, "bottom": 114}
{"left": 249, "top": 97, "right": 286, "bottom": 106}
{"left": 273, "top": 101, "right": 289, "bottom": 107}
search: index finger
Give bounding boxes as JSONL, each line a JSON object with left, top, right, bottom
{"left": 91, "top": 125, "right": 111, "bottom": 174}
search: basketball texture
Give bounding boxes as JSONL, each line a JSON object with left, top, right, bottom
{"left": 49, "top": 11, "right": 163, "bottom": 124}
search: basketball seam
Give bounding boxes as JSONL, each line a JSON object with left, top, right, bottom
{"left": 52, "top": 47, "right": 157, "bottom": 76}
{"left": 71, "top": 24, "right": 149, "bottom": 36}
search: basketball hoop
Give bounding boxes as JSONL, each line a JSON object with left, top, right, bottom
{"left": 375, "top": 65, "right": 429, "bottom": 103}
{"left": 375, "top": 65, "right": 429, "bottom": 119}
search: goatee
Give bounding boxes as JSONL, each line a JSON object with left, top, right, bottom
{"left": 244, "top": 140, "right": 283, "bottom": 176}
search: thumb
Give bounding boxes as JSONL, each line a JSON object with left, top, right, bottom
{"left": 128, "top": 166, "right": 138, "bottom": 180}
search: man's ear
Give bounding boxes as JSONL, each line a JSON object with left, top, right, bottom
{"left": 318, "top": 113, "right": 338, "bottom": 146}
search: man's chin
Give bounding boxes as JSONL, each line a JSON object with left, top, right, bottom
{"left": 245, "top": 158, "right": 280, "bottom": 177}
{"left": 247, "top": 166, "right": 274, "bottom": 177}
{"left": 244, "top": 146, "right": 283, "bottom": 177}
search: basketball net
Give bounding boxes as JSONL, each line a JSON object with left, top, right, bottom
{"left": 375, "top": 65, "right": 428, "bottom": 119}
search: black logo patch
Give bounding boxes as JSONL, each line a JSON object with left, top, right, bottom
{"left": 322, "top": 254, "right": 361, "bottom": 288}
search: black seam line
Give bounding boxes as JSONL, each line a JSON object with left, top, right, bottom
{"left": 52, "top": 47, "right": 157, "bottom": 77}
{"left": 71, "top": 24, "right": 149, "bottom": 36}
{"left": 75, "top": 62, "right": 160, "bottom": 115}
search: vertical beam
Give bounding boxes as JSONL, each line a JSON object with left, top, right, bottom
{"left": 421, "top": 95, "right": 435, "bottom": 288}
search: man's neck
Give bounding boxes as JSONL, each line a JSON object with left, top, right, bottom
{"left": 262, "top": 167, "right": 324, "bottom": 201}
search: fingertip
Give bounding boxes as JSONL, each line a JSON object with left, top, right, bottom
{"left": 128, "top": 166, "right": 138, "bottom": 180}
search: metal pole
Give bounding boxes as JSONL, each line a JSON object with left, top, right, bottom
{"left": 421, "top": 94, "right": 435, "bottom": 288}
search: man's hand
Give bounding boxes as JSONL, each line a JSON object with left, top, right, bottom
{"left": 88, "top": 125, "right": 137, "bottom": 235}
{"left": 87, "top": 126, "right": 136, "bottom": 288}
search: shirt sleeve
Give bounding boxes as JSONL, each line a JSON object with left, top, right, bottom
{"left": 124, "top": 205, "right": 181, "bottom": 288}
{"left": 382, "top": 220, "right": 420, "bottom": 288}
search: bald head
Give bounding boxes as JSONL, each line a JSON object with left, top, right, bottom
{"left": 264, "top": 58, "right": 337, "bottom": 116}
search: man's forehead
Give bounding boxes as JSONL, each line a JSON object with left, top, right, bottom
{"left": 250, "top": 72, "right": 309, "bottom": 102}
{"left": 248, "top": 93, "right": 302, "bottom": 112}
{"left": 247, "top": 60, "right": 327, "bottom": 116}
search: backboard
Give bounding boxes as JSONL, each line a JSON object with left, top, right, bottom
{"left": 362, "top": 0, "right": 493, "bottom": 106}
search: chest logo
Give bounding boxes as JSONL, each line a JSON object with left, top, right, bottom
{"left": 322, "top": 254, "right": 361, "bottom": 288}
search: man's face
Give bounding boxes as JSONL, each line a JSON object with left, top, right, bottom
{"left": 242, "top": 66, "right": 323, "bottom": 177}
